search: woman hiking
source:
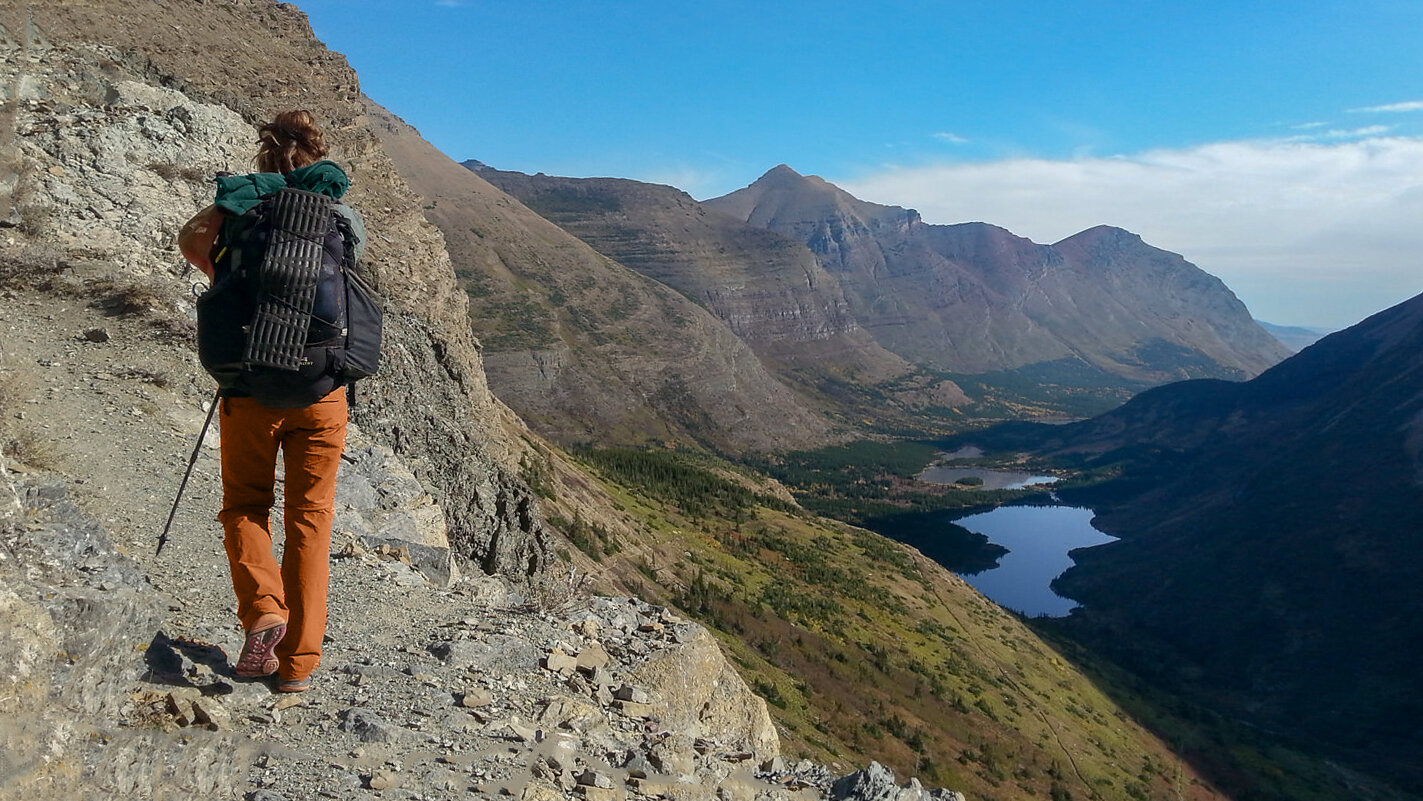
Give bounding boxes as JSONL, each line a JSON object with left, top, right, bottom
{"left": 180, "top": 109, "right": 367, "bottom": 693}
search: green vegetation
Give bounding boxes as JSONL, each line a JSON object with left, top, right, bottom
{"left": 561, "top": 444, "right": 1211, "bottom": 801}
{"left": 469, "top": 296, "right": 556, "bottom": 348}
{"left": 751, "top": 441, "right": 1053, "bottom": 534}
{"left": 576, "top": 446, "right": 794, "bottom": 520}
{"left": 547, "top": 511, "right": 620, "bottom": 561}
{"left": 946, "top": 359, "right": 1141, "bottom": 419}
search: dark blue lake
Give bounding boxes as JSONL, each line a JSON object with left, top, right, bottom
{"left": 952, "top": 505, "right": 1117, "bottom": 617}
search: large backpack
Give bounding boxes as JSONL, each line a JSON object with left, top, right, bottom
{"left": 196, "top": 188, "right": 382, "bottom": 408}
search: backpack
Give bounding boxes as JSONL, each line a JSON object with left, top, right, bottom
{"left": 196, "top": 187, "right": 382, "bottom": 408}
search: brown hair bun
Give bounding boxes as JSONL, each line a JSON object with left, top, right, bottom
{"left": 254, "top": 110, "right": 329, "bottom": 174}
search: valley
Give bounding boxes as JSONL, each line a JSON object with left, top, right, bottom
{"left": 6, "top": 2, "right": 1420, "bottom": 800}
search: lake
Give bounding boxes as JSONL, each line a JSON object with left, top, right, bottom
{"left": 952, "top": 505, "right": 1117, "bottom": 617}
{"left": 918, "top": 466, "right": 1059, "bottom": 490}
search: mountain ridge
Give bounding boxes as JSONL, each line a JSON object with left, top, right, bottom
{"left": 706, "top": 165, "right": 1291, "bottom": 384}
{"left": 366, "top": 105, "right": 839, "bottom": 455}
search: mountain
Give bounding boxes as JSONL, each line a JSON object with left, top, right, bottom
{"left": 706, "top": 166, "right": 1291, "bottom": 387}
{"left": 1256, "top": 319, "right": 1332, "bottom": 352}
{"left": 992, "top": 292, "right": 1423, "bottom": 793}
{"left": 366, "top": 109, "right": 836, "bottom": 455}
{"left": 472, "top": 167, "right": 978, "bottom": 426}
{"left": 3, "top": 3, "right": 1242, "bottom": 800}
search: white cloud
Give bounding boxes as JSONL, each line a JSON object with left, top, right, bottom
{"left": 1306, "top": 125, "right": 1392, "bottom": 140}
{"left": 1351, "top": 100, "right": 1423, "bottom": 113}
{"left": 838, "top": 136, "right": 1423, "bottom": 330}
{"left": 933, "top": 132, "right": 970, "bottom": 145}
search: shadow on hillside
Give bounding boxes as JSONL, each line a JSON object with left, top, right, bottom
{"left": 1024, "top": 618, "right": 1418, "bottom": 801}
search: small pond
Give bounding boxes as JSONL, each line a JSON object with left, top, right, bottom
{"left": 918, "top": 466, "right": 1059, "bottom": 490}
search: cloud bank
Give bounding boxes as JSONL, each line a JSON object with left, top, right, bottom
{"left": 839, "top": 136, "right": 1423, "bottom": 329}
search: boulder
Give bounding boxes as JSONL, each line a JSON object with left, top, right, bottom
{"left": 625, "top": 625, "right": 778, "bottom": 759}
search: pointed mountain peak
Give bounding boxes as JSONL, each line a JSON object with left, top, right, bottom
{"left": 1056, "top": 225, "right": 1144, "bottom": 248}
{"left": 707, "top": 164, "right": 900, "bottom": 227}
{"left": 746, "top": 164, "right": 827, "bottom": 193}
{"left": 761, "top": 164, "right": 804, "bottom": 180}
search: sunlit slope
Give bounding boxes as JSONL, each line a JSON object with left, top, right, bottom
{"left": 537, "top": 447, "right": 1225, "bottom": 801}
{"left": 368, "top": 103, "right": 836, "bottom": 454}
{"left": 708, "top": 166, "right": 1290, "bottom": 383}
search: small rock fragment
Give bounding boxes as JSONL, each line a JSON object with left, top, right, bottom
{"left": 273, "top": 694, "right": 307, "bottom": 711}
{"left": 191, "top": 697, "right": 230, "bottom": 730}
{"left": 612, "top": 684, "right": 648, "bottom": 704}
{"left": 575, "top": 642, "right": 610, "bottom": 671}
{"left": 544, "top": 648, "right": 578, "bottom": 674}
{"left": 614, "top": 700, "right": 653, "bottom": 718}
{"left": 367, "top": 769, "right": 399, "bottom": 791}
{"left": 576, "top": 769, "right": 613, "bottom": 789}
{"left": 460, "top": 688, "right": 493, "bottom": 708}
{"left": 340, "top": 708, "right": 410, "bottom": 743}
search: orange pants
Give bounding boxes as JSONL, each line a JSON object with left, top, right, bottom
{"left": 218, "top": 388, "right": 347, "bottom": 681}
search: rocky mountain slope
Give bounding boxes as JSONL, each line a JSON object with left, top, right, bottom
{"left": 0, "top": 4, "right": 935, "bottom": 799}
{"left": 471, "top": 168, "right": 974, "bottom": 426}
{"left": 980, "top": 291, "right": 1423, "bottom": 795}
{"left": 706, "top": 166, "right": 1290, "bottom": 386}
{"left": 366, "top": 105, "right": 836, "bottom": 455}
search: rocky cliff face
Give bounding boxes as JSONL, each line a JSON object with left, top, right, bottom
{"left": 707, "top": 166, "right": 1291, "bottom": 384}
{"left": 365, "top": 106, "right": 838, "bottom": 455}
{"left": 3, "top": 0, "right": 552, "bottom": 579}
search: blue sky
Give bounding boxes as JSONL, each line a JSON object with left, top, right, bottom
{"left": 294, "top": 1, "right": 1423, "bottom": 330}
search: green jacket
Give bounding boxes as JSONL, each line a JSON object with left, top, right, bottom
{"left": 213, "top": 160, "right": 366, "bottom": 261}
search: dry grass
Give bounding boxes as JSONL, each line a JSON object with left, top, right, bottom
{"left": 86, "top": 276, "right": 169, "bottom": 315}
{"left": 3, "top": 431, "right": 58, "bottom": 471}
{"left": 81, "top": 276, "right": 196, "bottom": 342}
{"left": 0, "top": 371, "right": 32, "bottom": 430}
{"left": 146, "top": 314, "right": 197, "bottom": 343}
{"left": 0, "top": 372, "right": 55, "bottom": 470}
{"left": 523, "top": 564, "right": 594, "bottom": 614}
{"left": 114, "top": 367, "right": 172, "bottom": 388}
{"left": 147, "top": 162, "right": 207, "bottom": 183}
{"left": 0, "top": 244, "right": 65, "bottom": 290}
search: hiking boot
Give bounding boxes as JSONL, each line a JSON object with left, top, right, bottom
{"left": 277, "top": 675, "right": 312, "bottom": 693}
{"left": 234, "top": 615, "right": 286, "bottom": 678}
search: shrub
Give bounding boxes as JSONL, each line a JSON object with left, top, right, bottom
{"left": 4, "top": 431, "right": 58, "bottom": 470}
{"left": 86, "top": 276, "right": 171, "bottom": 316}
{"left": 0, "top": 244, "right": 64, "bottom": 289}
{"left": 147, "top": 162, "right": 206, "bottom": 183}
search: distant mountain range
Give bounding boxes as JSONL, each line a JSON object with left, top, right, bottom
{"left": 707, "top": 166, "right": 1289, "bottom": 382}
{"left": 458, "top": 162, "right": 1289, "bottom": 446}
{"left": 981, "top": 292, "right": 1423, "bottom": 792}
{"left": 1255, "top": 319, "right": 1332, "bottom": 352}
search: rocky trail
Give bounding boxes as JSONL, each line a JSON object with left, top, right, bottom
{"left": 0, "top": 271, "right": 960, "bottom": 801}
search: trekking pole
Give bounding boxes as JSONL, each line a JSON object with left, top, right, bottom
{"left": 156, "top": 390, "right": 221, "bottom": 556}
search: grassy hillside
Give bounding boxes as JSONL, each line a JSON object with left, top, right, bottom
{"left": 527, "top": 443, "right": 1225, "bottom": 801}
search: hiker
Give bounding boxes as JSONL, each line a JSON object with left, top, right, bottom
{"left": 179, "top": 110, "right": 369, "bottom": 693}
